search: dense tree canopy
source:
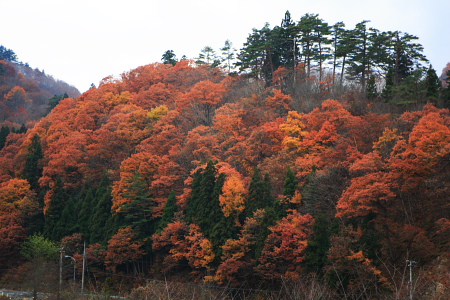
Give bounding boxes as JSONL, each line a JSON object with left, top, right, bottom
{"left": 1, "top": 12, "right": 449, "bottom": 299}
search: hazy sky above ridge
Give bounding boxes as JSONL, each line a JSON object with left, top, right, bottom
{"left": 2, "top": 0, "right": 449, "bottom": 92}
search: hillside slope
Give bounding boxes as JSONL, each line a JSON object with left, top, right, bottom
{"left": 0, "top": 59, "right": 449, "bottom": 297}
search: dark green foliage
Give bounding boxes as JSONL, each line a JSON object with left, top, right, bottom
{"left": 44, "top": 176, "right": 68, "bottom": 241}
{"left": 89, "top": 173, "right": 116, "bottom": 245}
{"left": 297, "top": 13, "right": 319, "bottom": 76}
{"left": 186, "top": 161, "right": 236, "bottom": 256}
{"left": 237, "top": 21, "right": 295, "bottom": 85}
{"left": 274, "top": 166, "right": 299, "bottom": 218}
{"left": 196, "top": 46, "right": 220, "bottom": 67}
{"left": 297, "top": 13, "right": 331, "bottom": 79}
{"left": 162, "top": 50, "right": 178, "bottom": 66}
{"left": 346, "top": 21, "right": 371, "bottom": 88}
{"left": 243, "top": 168, "right": 273, "bottom": 219}
{"left": 18, "top": 124, "right": 27, "bottom": 133}
{"left": 424, "top": 65, "right": 441, "bottom": 99}
{"left": 0, "top": 45, "right": 18, "bottom": 62}
{"left": 366, "top": 75, "right": 377, "bottom": 100}
{"left": 0, "top": 60, "right": 5, "bottom": 77}
{"left": 23, "top": 134, "right": 43, "bottom": 191}
{"left": 235, "top": 13, "right": 428, "bottom": 94}
{"left": 0, "top": 126, "right": 10, "bottom": 150}
{"left": 47, "top": 93, "right": 68, "bottom": 113}
{"left": 76, "top": 180, "right": 96, "bottom": 238}
{"left": 209, "top": 172, "right": 238, "bottom": 256}
{"left": 253, "top": 207, "right": 277, "bottom": 260}
{"left": 58, "top": 196, "right": 78, "bottom": 238}
{"left": 357, "top": 214, "right": 382, "bottom": 261}
{"left": 220, "top": 40, "right": 237, "bottom": 72}
{"left": 157, "top": 190, "right": 177, "bottom": 232}
{"left": 391, "top": 32, "right": 427, "bottom": 85}
{"left": 443, "top": 70, "right": 450, "bottom": 107}
{"left": 283, "top": 166, "right": 298, "bottom": 199}
{"left": 118, "top": 172, "right": 154, "bottom": 238}
{"left": 305, "top": 214, "right": 338, "bottom": 274}
{"left": 390, "top": 68, "right": 425, "bottom": 104}
{"left": 381, "top": 68, "right": 395, "bottom": 101}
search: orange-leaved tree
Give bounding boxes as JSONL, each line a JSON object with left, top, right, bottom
{"left": 256, "top": 211, "right": 314, "bottom": 281}
{"left": 105, "top": 227, "right": 145, "bottom": 273}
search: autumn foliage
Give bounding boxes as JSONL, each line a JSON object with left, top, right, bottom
{"left": 1, "top": 58, "right": 449, "bottom": 298}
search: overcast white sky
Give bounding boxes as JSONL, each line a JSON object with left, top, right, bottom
{"left": 2, "top": 0, "right": 449, "bottom": 93}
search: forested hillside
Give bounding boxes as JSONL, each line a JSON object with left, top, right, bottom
{"left": 1, "top": 12, "right": 450, "bottom": 299}
{"left": 0, "top": 45, "right": 80, "bottom": 126}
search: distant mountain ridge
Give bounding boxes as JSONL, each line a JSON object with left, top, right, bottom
{"left": 0, "top": 48, "right": 80, "bottom": 126}
{"left": 12, "top": 63, "right": 79, "bottom": 98}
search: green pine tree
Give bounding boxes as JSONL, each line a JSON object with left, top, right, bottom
{"left": 366, "top": 75, "right": 378, "bottom": 100}
{"left": 382, "top": 68, "right": 395, "bottom": 101}
{"left": 161, "top": 50, "right": 178, "bottom": 66}
{"left": 47, "top": 93, "right": 68, "bottom": 113}
{"left": 186, "top": 161, "right": 236, "bottom": 257}
{"left": 274, "top": 166, "right": 299, "bottom": 219}
{"left": 76, "top": 180, "right": 96, "bottom": 239}
{"left": 23, "top": 134, "right": 44, "bottom": 191}
{"left": 44, "top": 176, "right": 68, "bottom": 241}
{"left": 18, "top": 124, "right": 27, "bottom": 133}
{"left": 305, "top": 214, "right": 337, "bottom": 274}
{"left": 244, "top": 168, "right": 273, "bottom": 220}
{"left": 0, "top": 126, "right": 10, "bottom": 151}
{"left": 57, "top": 196, "right": 78, "bottom": 238}
{"left": 118, "top": 172, "right": 154, "bottom": 238}
{"left": 424, "top": 65, "right": 441, "bottom": 99}
{"left": 157, "top": 190, "right": 177, "bottom": 232}
{"left": 283, "top": 166, "right": 298, "bottom": 199}
{"left": 89, "top": 172, "right": 116, "bottom": 245}
{"left": 253, "top": 207, "right": 277, "bottom": 260}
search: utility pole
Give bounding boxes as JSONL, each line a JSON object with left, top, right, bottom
{"left": 65, "top": 256, "right": 76, "bottom": 283}
{"left": 81, "top": 241, "right": 86, "bottom": 295}
{"left": 58, "top": 248, "right": 64, "bottom": 300}
{"left": 406, "top": 260, "right": 416, "bottom": 300}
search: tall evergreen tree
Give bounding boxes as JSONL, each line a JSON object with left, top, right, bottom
{"left": 442, "top": 70, "right": 450, "bottom": 107}
{"left": 312, "top": 19, "right": 331, "bottom": 81}
{"left": 424, "top": 65, "right": 441, "bottom": 99}
{"left": 220, "top": 40, "right": 237, "bottom": 72}
{"left": 44, "top": 176, "right": 68, "bottom": 241}
{"left": 186, "top": 161, "right": 235, "bottom": 256}
{"left": 209, "top": 172, "right": 237, "bottom": 255}
{"left": 279, "top": 10, "right": 300, "bottom": 69}
{"left": 366, "top": 75, "right": 378, "bottom": 100}
{"left": 157, "top": 190, "right": 177, "bottom": 232}
{"left": 390, "top": 31, "right": 428, "bottom": 86}
{"left": 274, "top": 166, "right": 300, "bottom": 219}
{"left": 382, "top": 67, "right": 395, "bottom": 101}
{"left": 0, "top": 45, "right": 18, "bottom": 62}
{"left": 244, "top": 168, "right": 273, "bottom": 220}
{"left": 347, "top": 20, "right": 371, "bottom": 89}
{"left": 196, "top": 46, "right": 220, "bottom": 67}
{"left": 118, "top": 172, "right": 154, "bottom": 238}
{"left": 58, "top": 196, "right": 78, "bottom": 238}
{"left": 0, "top": 126, "right": 10, "bottom": 150}
{"left": 305, "top": 214, "right": 337, "bottom": 274}
{"left": 330, "top": 21, "right": 348, "bottom": 84}
{"left": 23, "top": 134, "right": 44, "bottom": 191}
{"left": 89, "top": 172, "right": 116, "bottom": 245}
{"left": 298, "top": 13, "right": 320, "bottom": 77}
{"left": 76, "top": 180, "right": 96, "bottom": 239}
{"left": 161, "top": 50, "right": 178, "bottom": 66}
{"left": 47, "top": 93, "right": 68, "bottom": 113}
{"left": 17, "top": 124, "right": 27, "bottom": 133}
